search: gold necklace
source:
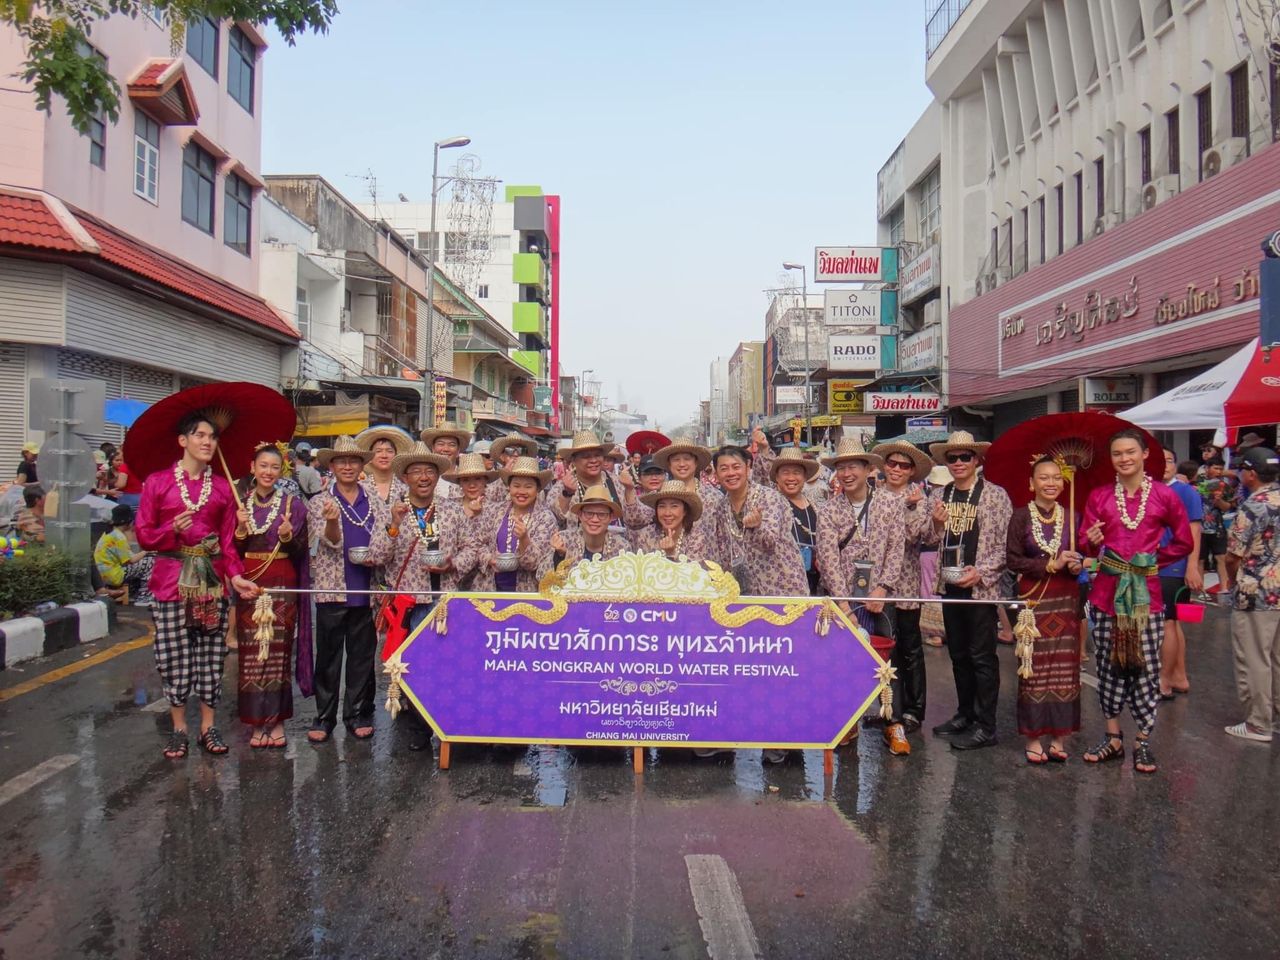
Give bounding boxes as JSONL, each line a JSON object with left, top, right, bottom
{"left": 1030, "top": 502, "right": 1064, "bottom": 557}
{"left": 1114, "top": 474, "right": 1152, "bottom": 531}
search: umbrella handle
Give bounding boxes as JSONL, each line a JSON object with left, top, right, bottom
{"left": 217, "top": 447, "right": 245, "bottom": 513}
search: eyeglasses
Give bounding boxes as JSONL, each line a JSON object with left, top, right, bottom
{"left": 885, "top": 459, "right": 915, "bottom": 470}
{"left": 580, "top": 509, "right": 612, "bottom": 519}
{"left": 945, "top": 452, "right": 975, "bottom": 464}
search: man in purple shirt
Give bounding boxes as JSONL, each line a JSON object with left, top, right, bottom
{"left": 135, "top": 413, "right": 259, "bottom": 760}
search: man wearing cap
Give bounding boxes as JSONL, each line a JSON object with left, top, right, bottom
{"left": 551, "top": 484, "right": 631, "bottom": 563}
{"left": 816, "top": 438, "right": 909, "bottom": 756}
{"left": 488, "top": 434, "right": 538, "bottom": 503}
{"left": 15, "top": 441, "right": 39, "bottom": 486}
{"left": 549, "top": 431, "right": 622, "bottom": 528}
{"left": 926, "top": 431, "right": 1012, "bottom": 751}
{"left": 1223, "top": 446, "right": 1280, "bottom": 743}
{"left": 620, "top": 456, "right": 671, "bottom": 544}
{"left": 872, "top": 439, "right": 938, "bottom": 734}
{"left": 294, "top": 444, "right": 322, "bottom": 498}
{"left": 421, "top": 421, "right": 473, "bottom": 501}
{"left": 306, "top": 436, "right": 394, "bottom": 744}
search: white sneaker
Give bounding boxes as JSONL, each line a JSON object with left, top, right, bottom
{"left": 1224, "top": 722, "right": 1272, "bottom": 743}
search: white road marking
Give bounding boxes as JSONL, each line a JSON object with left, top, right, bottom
{"left": 0, "top": 754, "right": 79, "bottom": 808}
{"left": 684, "top": 854, "right": 762, "bottom": 960}
{"left": 142, "top": 699, "right": 169, "bottom": 713}
{"left": 1081, "top": 672, "right": 1098, "bottom": 690}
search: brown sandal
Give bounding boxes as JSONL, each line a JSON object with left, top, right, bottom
{"left": 1083, "top": 735, "right": 1124, "bottom": 764}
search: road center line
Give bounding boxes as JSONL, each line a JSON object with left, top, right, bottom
{"left": 684, "top": 854, "right": 762, "bottom": 960}
{"left": 0, "top": 754, "right": 79, "bottom": 808}
{"left": 0, "top": 630, "right": 154, "bottom": 704}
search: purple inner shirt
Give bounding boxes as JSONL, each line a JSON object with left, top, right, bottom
{"left": 339, "top": 486, "right": 373, "bottom": 606}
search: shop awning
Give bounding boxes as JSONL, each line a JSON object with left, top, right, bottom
{"left": 1125, "top": 339, "right": 1277, "bottom": 441}
{"left": 295, "top": 395, "right": 370, "bottom": 438}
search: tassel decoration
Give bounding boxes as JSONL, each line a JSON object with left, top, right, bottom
{"left": 1013, "top": 606, "right": 1039, "bottom": 679}
{"left": 251, "top": 592, "right": 275, "bottom": 663}
{"left": 434, "top": 597, "right": 449, "bottom": 635}
{"left": 874, "top": 661, "right": 898, "bottom": 721}
{"left": 383, "top": 656, "right": 409, "bottom": 719}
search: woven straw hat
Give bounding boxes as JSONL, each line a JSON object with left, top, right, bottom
{"left": 558, "top": 430, "right": 607, "bottom": 459}
{"left": 769, "top": 446, "right": 820, "bottom": 482}
{"left": 927, "top": 464, "right": 953, "bottom": 486}
{"left": 871, "top": 440, "right": 933, "bottom": 482}
{"left": 500, "top": 455, "right": 554, "bottom": 490}
{"left": 491, "top": 433, "right": 538, "bottom": 459}
{"left": 420, "top": 420, "right": 473, "bottom": 450}
{"left": 355, "top": 424, "right": 414, "bottom": 456}
{"left": 640, "top": 479, "right": 703, "bottom": 522}
{"left": 928, "top": 430, "right": 992, "bottom": 463}
{"left": 569, "top": 483, "right": 623, "bottom": 519}
{"left": 316, "top": 435, "right": 374, "bottom": 468}
{"left": 652, "top": 438, "right": 712, "bottom": 473}
{"left": 444, "top": 452, "right": 497, "bottom": 482}
{"left": 821, "top": 437, "right": 885, "bottom": 470}
{"left": 390, "top": 441, "right": 453, "bottom": 478}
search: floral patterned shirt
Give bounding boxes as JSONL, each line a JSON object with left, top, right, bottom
{"left": 306, "top": 487, "right": 393, "bottom": 604}
{"left": 378, "top": 497, "right": 484, "bottom": 596}
{"left": 875, "top": 485, "right": 938, "bottom": 609}
{"left": 703, "top": 482, "right": 810, "bottom": 597}
{"left": 816, "top": 489, "right": 905, "bottom": 599}
{"left": 557, "top": 529, "right": 631, "bottom": 565}
{"left": 1227, "top": 483, "right": 1280, "bottom": 611}
{"left": 469, "top": 502, "right": 560, "bottom": 594}
{"left": 630, "top": 524, "right": 712, "bottom": 564}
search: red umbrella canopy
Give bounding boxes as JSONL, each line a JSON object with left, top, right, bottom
{"left": 983, "top": 411, "right": 1164, "bottom": 509}
{"left": 122, "top": 382, "right": 298, "bottom": 480}
{"left": 625, "top": 430, "right": 671, "bottom": 456}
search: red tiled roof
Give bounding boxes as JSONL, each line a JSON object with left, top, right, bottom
{"left": 0, "top": 193, "right": 83, "bottom": 252}
{"left": 132, "top": 60, "right": 172, "bottom": 86}
{"left": 128, "top": 59, "right": 200, "bottom": 126}
{"left": 0, "top": 188, "right": 297, "bottom": 340}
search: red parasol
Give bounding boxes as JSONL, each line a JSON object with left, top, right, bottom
{"left": 625, "top": 430, "right": 671, "bottom": 456}
{"left": 122, "top": 382, "right": 298, "bottom": 481}
{"left": 983, "top": 412, "right": 1164, "bottom": 550}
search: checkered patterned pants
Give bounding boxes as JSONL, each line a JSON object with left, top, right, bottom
{"left": 1092, "top": 610, "right": 1164, "bottom": 736}
{"left": 152, "top": 600, "right": 229, "bottom": 707}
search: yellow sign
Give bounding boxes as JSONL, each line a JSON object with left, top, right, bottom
{"left": 790, "top": 415, "right": 842, "bottom": 432}
{"left": 828, "top": 379, "right": 867, "bottom": 414}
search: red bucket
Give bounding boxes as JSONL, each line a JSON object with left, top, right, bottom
{"left": 1175, "top": 586, "right": 1205, "bottom": 624}
{"left": 869, "top": 634, "right": 895, "bottom": 659}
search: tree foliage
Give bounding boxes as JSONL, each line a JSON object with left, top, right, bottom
{"left": 2, "top": 1, "right": 338, "bottom": 133}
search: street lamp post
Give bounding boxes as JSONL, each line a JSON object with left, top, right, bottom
{"left": 578, "top": 368, "right": 594, "bottom": 433}
{"left": 420, "top": 135, "right": 472, "bottom": 429}
{"left": 782, "top": 262, "right": 811, "bottom": 445}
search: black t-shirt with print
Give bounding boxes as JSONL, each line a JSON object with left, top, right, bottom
{"left": 941, "top": 479, "right": 983, "bottom": 568}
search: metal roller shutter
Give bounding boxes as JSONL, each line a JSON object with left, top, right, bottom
{"left": 0, "top": 344, "right": 27, "bottom": 479}
{"left": 993, "top": 395, "right": 1049, "bottom": 436}
{"left": 56, "top": 349, "right": 177, "bottom": 448}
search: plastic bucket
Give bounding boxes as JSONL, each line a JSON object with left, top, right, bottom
{"left": 1175, "top": 586, "right": 1205, "bottom": 624}
{"left": 869, "top": 634, "right": 895, "bottom": 659}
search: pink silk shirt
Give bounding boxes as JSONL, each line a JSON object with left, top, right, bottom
{"left": 136, "top": 465, "right": 246, "bottom": 602}
{"left": 1079, "top": 480, "right": 1192, "bottom": 616}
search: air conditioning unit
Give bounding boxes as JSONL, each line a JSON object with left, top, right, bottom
{"left": 923, "top": 298, "right": 942, "bottom": 327}
{"left": 1141, "top": 175, "right": 1180, "bottom": 211}
{"left": 1202, "top": 137, "right": 1248, "bottom": 178}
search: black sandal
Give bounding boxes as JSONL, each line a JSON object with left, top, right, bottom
{"left": 164, "top": 730, "right": 189, "bottom": 759}
{"left": 1133, "top": 738, "right": 1157, "bottom": 774}
{"left": 1083, "top": 735, "right": 1124, "bottom": 764}
{"left": 198, "top": 726, "right": 229, "bottom": 756}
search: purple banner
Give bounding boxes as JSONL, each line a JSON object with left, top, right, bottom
{"left": 397, "top": 596, "right": 884, "bottom": 749}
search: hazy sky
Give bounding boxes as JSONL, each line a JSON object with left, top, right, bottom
{"left": 262, "top": 0, "right": 933, "bottom": 429}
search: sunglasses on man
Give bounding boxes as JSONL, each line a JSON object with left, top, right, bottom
{"left": 885, "top": 459, "right": 916, "bottom": 470}
{"left": 945, "top": 452, "right": 975, "bottom": 464}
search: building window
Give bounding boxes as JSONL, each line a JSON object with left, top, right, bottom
{"left": 1074, "top": 171, "right": 1083, "bottom": 245}
{"left": 1094, "top": 157, "right": 1105, "bottom": 219}
{"left": 1019, "top": 206, "right": 1028, "bottom": 272}
{"left": 1004, "top": 217, "right": 1013, "bottom": 270}
{"left": 133, "top": 113, "right": 159, "bottom": 203}
{"left": 476, "top": 284, "right": 489, "bottom": 299}
{"left": 141, "top": 2, "right": 165, "bottom": 25}
{"left": 916, "top": 166, "right": 941, "bottom": 242}
{"left": 1138, "top": 125, "right": 1152, "bottom": 185}
{"left": 88, "top": 112, "right": 106, "bottom": 168}
{"left": 1037, "top": 196, "right": 1045, "bottom": 264}
{"left": 417, "top": 232, "right": 438, "bottom": 260}
{"left": 228, "top": 26, "right": 255, "bottom": 113}
{"left": 888, "top": 204, "right": 905, "bottom": 245}
{"left": 1229, "top": 62, "right": 1249, "bottom": 141}
{"left": 1152, "top": 0, "right": 1173, "bottom": 28}
{"left": 181, "top": 141, "right": 216, "bottom": 233}
{"left": 186, "top": 16, "right": 218, "bottom": 78}
{"left": 1196, "top": 85, "right": 1212, "bottom": 180}
{"left": 296, "top": 287, "right": 310, "bottom": 340}
{"left": 1166, "top": 106, "right": 1180, "bottom": 177}
{"left": 1273, "top": 63, "right": 1279, "bottom": 142}
{"left": 1055, "top": 184, "right": 1063, "bottom": 256}
{"left": 224, "top": 172, "right": 252, "bottom": 255}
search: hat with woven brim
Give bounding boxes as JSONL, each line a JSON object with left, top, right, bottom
{"left": 390, "top": 441, "right": 453, "bottom": 478}
{"left": 569, "top": 483, "right": 623, "bottom": 519}
{"left": 420, "top": 421, "right": 473, "bottom": 450}
{"left": 444, "top": 451, "right": 497, "bottom": 482}
{"left": 558, "top": 430, "right": 607, "bottom": 459}
{"left": 927, "top": 464, "right": 952, "bottom": 486}
{"left": 491, "top": 433, "right": 538, "bottom": 459}
{"left": 928, "top": 430, "right": 992, "bottom": 463}
{"left": 606, "top": 445, "right": 627, "bottom": 462}
{"left": 500, "top": 455, "right": 554, "bottom": 490}
{"left": 769, "top": 446, "right": 820, "bottom": 482}
{"left": 317, "top": 435, "right": 374, "bottom": 468}
{"left": 871, "top": 440, "right": 933, "bottom": 482}
{"left": 640, "top": 479, "right": 703, "bottom": 522}
{"left": 356, "top": 424, "right": 414, "bottom": 456}
{"left": 652, "top": 438, "right": 712, "bottom": 474}
{"left": 821, "top": 437, "right": 884, "bottom": 470}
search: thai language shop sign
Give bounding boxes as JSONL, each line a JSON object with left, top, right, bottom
{"left": 390, "top": 554, "right": 887, "bottom": 750}
{"left": 813, "top": 247, "right": 898, "bottom": 283}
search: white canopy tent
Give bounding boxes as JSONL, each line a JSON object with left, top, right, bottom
{"left": 1123, "top": 339, "right": 1257, "bottom": 435}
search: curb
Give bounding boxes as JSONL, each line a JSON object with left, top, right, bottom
{"left": 0, "top": 600, "right": 114, "bottom": 669}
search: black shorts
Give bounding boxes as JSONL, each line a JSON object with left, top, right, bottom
{"left": 1161, "top": 577, "right": 1186, "bottom": 621}
{"left": 1205, "top": 529, "right": 1229, "bottom": 557}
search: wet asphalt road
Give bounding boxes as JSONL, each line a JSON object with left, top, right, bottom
{"left": 1, "top": 607, "right": 1278, "bottom": 960}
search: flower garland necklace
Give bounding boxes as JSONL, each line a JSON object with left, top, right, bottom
{"left": 1030, "top": 501, "right": 1064, "bottom": 557}
{"left": 405, "top": 497, "right": 437, "bottom": 547}
{"left": 500, "top": 508, "right": 518, "bottom": 553}
{"left": 661, "top": 525, "right": 685, "bottom": 554}
{"left": 335, "top": 489, "right": 374, "bottom": 532}
{"left": 246, "top": 487, "right": 283, "bottom": 535}
{"left": 1114, "top": 473, "right": 1153, "bottom": 531}
{"left": 174, "top": 463, "right": 212, "bottom": 513}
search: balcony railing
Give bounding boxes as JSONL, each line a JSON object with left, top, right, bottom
{"left": 926, "top": 0, "right": 973, "bottom": 57}
{"left": 473, "top": 397, "right": 528, "bottom": 424}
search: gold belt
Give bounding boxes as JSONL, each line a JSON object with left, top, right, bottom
{"left": 244, "top": 551, "right": 278, "bottom": 560}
